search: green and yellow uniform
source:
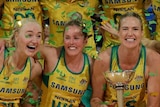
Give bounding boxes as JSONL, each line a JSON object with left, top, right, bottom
{"left": 101, "top": 0, "right": 150, "bottom": 51}
{"left": 0, "top": 48, "right": 31, "bottom": 107}
{"left": 152, "top": 1, "right": 160, "bottom": 41}
{"left": 104, "top": 45, "right": 147, "bottom": 107}
{"left": 0, "top": 0, "right": 43, "bottom": 39}
{"left": 40, "top": 48, "right": 91, "bottom": 107}
{"left": 40, "top": 0, "right": 99, "bottom": 58}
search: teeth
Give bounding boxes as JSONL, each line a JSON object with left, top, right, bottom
{"left": 69, "top": 47, "right": 76, "bottom": 50}
{"left": 126, "top": 38, "right": 135, "bottom": 42}
{"left": 27, "top": 45, "right": 36, "bottom": 49}
{"left": 29, "top": 46, "right": 36, "bottom": 48}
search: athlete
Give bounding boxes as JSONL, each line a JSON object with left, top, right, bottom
{"left": 39, "top": 19, "right": 94, "bottom": 107}
{"left": 40, "top": 0, "right": 99, "bottom": 58}
{"left": 0, "top": 18, "right": 42, "bottom": 107}
{"left": 99, "top": 0, "right": 150, "bottom": 51}
{"left": 91, "top": 12, "right": 160, "bottom": 107}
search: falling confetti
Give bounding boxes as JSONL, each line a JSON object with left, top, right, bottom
{"left": 149, "top": 71, "right": 158, "bottom": 77}
{"left": 123, "top": 91, "right": 131, "bottom": 97}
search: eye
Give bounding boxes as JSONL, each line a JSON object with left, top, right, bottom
{"left": 64, "top": 36, "right": 70, "bottom": 40}
{"left": 25, "top": 34, "right": 31, "bottom": 38}
{"left": 37, "top": 34, "right": 42, "bottom": 38}
{"left": 74, "top": 37, "right": 80, "bottom": 39}
{"left": 122, "top": 28, "right": 128, "bottom": 30}
{"left": 133, "top": 28, "right": 139, "bottom": 30}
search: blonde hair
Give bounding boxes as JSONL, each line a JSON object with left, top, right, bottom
{"left": 118, "top": 12, "right": 143, "bottom": 31}
{"left": 9, "top": 18, "right": 41, "bottom": 47}
{"left": 4, "top": 18, "right": 40, "bottom": 79}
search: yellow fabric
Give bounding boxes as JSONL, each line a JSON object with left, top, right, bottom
{"left": 0, "top": 0, "right": 43, "bottom": 39}
{"left": 40, "top": 48, "right": 90, "bottom": 107}
{"left": 40, "top": 0, "right": 99, "bottom": 58}
{"left": 104, "top": 45, "right": 147, "bottom": 107}
{"left": 0, "top": 0, "right": 4, "bottom": 6}
{"left": 0, "top": 49, "right": 31, "bottom": 106}
{"left": 152, "top": 1, "right": 160, "bottom": 41}
{"left": 101, "top": 0, "right": 150, "bottom": 51}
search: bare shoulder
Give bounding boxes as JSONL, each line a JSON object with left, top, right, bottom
{"left": 93, "top": 48, "right": 111, "bottom": 72}
{"left": 146, "top": 48, "right": 160, "bottom": 65}
{"left": 145, "top": 48, "right": 160, "bottom": 76}
{"left": 97, "top": 48, "right": 111, "bottom": 64}
{"left": 39, "top": 44, "right": 61, "bottom": 59}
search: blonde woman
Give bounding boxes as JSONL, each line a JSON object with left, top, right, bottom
{"left": 0, "top": 18, "right": 42, "bottom": 107}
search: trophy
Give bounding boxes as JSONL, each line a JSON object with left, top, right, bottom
{"left": 104, "top": 70, "right": 135, "bottom": 107}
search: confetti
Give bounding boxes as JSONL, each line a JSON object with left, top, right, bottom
{"left": 95, "top": 34, "right": 102, "bottom": 42}
{"left": 148, "top": 20, "right": 157, "bottom": 25}
{"left": 54, "top": 3, "right": 61, "bottom": 10}
{"left": 43, "top": 7, "right": 48, "bottom": 11}
{"left": 25, "top": 35, "right": 30, "bottom": 38}
{"left": 103, "top": 5, "right": 109, "bottom": 9}
{"left": 149, "top": 71, "right": 158, "bottom": 77}
{"left": 100, "top": 101, "right": 109, "bottom": 105}
{"left": 150, "top": 92, "right": 159, "bottom": 97}
{"left": 100, "top": 15, "right": 108, "bottom": 21}
{"left": 123, "top": 91, "right": 131, "bottom": 97}
{"left": 103, "top": 84, "right": 107, "bottom": 91}
{"left": 37, "top": 52, "right": 41, "bottom": 59}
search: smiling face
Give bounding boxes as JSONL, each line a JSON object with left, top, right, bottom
{"left": 118, "top": 16, "right": 143, "bottom": 48}
{"left": 16, "top": 21, "right": 42, "bottom": 57}
{"left": 63, "top": 25, "right": 87, "bottom": 57}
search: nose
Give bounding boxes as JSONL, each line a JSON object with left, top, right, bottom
{"left": 128, "top": 29, "right": 133, "bottom": 36}
{"left": 69, "top": 38, "right": 74, "bottom": 44}
{"left": 32, "top": 36, "right": 39, "bottom": 44}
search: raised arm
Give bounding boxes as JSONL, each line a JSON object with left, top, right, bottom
{"left": 91, "top": 51, "right": 111, "bottom": 107}
{"left": 100, "top": 22, "right": 119, "bottom": 38}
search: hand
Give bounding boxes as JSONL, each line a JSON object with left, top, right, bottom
{"left": 91, "top": 98, "right": 116, "bottom": 107}
{"left": 100, "top": 102, "right": 116, "bottom": 107}
{"left": 100, "top": 22, "right": 119, "bottom": 39}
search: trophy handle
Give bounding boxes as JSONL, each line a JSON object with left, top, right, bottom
{"left": 117, "top": 90, "right": 124, "bottom": 107}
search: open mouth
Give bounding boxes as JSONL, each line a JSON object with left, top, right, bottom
{"left": 69, "top": 46, "right": 76, "bottom": 50}
{"left": 125, "top": 38, "right": 135, "bottom": 42}
{"left": 27, "top": 45, "right": 36, "bottom": 50}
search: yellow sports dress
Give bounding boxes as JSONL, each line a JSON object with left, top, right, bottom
{"left": 104, "top": 45, "right": 147, "bottom": 107}
{"left": 40, "top": 48, "right": 90, "bottom": 107}
{"left": 0, "top": 0, "right": 43, "bottom": 39}
{"left": 100, "top": 0, "right": 150, "bottom": 51}
{"left": 152, "top": 1, "right": 160, "bottom": 41}
{"left": 0, "top": 48, "right": 31, "bottom": 107}
{"left": 40, "top": 0, "right": 99, "bottom": 58}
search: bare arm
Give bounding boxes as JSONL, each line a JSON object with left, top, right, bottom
{"left": 146, "top": 49, "right": 160, "bottom": 107}
{"left": 0, "top": 39, "right": 5, "bottom": 54}
{"left": 21, "top": 58, "right": 42, "bottom": 107}
{"left": 90, "top": 50, "right": 111, "bottom": 107}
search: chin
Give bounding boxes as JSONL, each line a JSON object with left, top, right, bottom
{"left": 26, "top": 51, "right": 36, "bottom": 57}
